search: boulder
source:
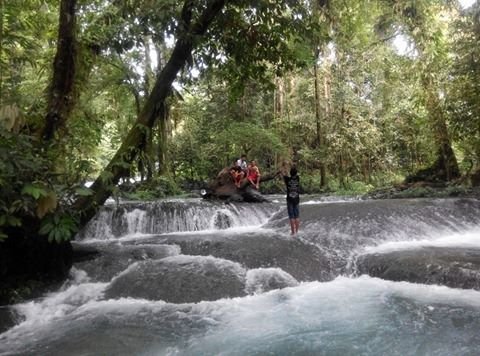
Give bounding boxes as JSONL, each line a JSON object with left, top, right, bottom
{"left": 161, "top": 232, "right": 333, "bottom": 282}
{"left": 356, "top": 247, "right": 480, "bottom": 290}
{"left": 104, "top": 255, "right": 247, "bottom": 303}
{"left": 0, "top": 306, "right": 21, "bottom": 333}
{"left": 73, "top": 243, "right": 181, "bottom": 282}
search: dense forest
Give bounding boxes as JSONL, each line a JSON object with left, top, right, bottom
{"left": 1, "top": 0, "right": 480, "bottom": 249}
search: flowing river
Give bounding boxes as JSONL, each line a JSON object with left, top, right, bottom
{"left": 1, "top": 196, "right": 480, "bottom": 355}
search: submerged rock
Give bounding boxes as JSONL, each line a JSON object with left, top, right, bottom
{"left": 212, "top": 210, "right": 233, "bottom": 229}
{"left": 146, "top": 231, "right": 332, "bottom": 282}
{"left": 73, "top": 243, "right": 181, "bottom": 282}
{"left": 356, "top": 247, "right": 480, "bottom": 290}
{"left": 104, "top": 255, "right": 247, "bottom": 303}
{"left": 245, "top": 268, "right": 299, "bottom": 294}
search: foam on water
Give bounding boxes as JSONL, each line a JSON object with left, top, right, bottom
{"left": 9, "top": 282, "right": 107, "bottom": 332}
{"left": 245, "top": 268, "right": 299, "bottom": 294}
{"left": 2, "top": 198, "right": 480, "bottom": 355}
{"left": 2, "top": 276, "right": 480, "bottom": 355}
{"left": 302, "top": 196, "right": 362, "bottom": 205}
{"left": 361, "top": 228, "right": 480, "bottom": 255}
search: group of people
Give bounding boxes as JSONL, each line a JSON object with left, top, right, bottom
{"left": 229, "top": 154, "right": 261, "bottom": 190}
{"left": 230, "top": 156, "right": 300, "bottom": 235}
{"left": 225, "top": 155, "right": 301, "bottom": 235}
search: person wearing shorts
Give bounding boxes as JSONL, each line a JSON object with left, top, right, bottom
{"left": 284, "top": 166, "right": 300, "bottom": 235}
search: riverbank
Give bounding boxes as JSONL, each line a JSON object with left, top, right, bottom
{"left": 0, "top": 235, "right": 72, "bottom": 307}
{"left": 364, "top": 183, "right": 480, "bottom": 200}
{"left": 1, "top": 182, "right": 478, "bottom": 308}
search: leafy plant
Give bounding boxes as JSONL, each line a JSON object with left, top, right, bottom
{"left": 39, "top": 214, "right": 78, "bottom": 243}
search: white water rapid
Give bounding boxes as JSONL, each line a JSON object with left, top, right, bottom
{"left": 1, "top": 197, "right": 480, "bottom": 355}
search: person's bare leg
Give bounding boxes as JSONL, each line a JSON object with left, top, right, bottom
{"left": 290, "top": 219, "right": 295, "bottom": 235}
{"left": 294, "top": 218, "right": 299, "bottom": 234}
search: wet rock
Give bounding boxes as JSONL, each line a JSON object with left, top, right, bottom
{"left": 156, "top": 232, "right": 332, "bottom": 282}
{"left": 0, "top": 234, "right": 72, "bottom": 306}
{"left": 72, "top": 243, "right": 100, "bottom": 262}
{"left": 104, "top": 255, "right": 247, "bottom": 303}
{"left": 73, "top": 243, "right": 180, "bottom": 282}
{"left": 245, "top": 268, "right": 298, "bottom": 294}
{"left": 0, "top": 306, "right": 21, "bottom": 334}
{"left": 212, "top": 211, "right": 233, "bottom": 229}
{"left": 356, "top": 247, "right": 480, "bottom": 290}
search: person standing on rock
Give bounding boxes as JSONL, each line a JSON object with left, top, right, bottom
{"left": 283, "top": 166, "right": 300, "bottom": 235}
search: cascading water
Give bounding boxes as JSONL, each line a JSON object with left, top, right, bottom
{"left": 1, "top": 196, "right": 480, "bottom": 355}
{"left": 77, "top": 198, "right": 277, "bottom": 240}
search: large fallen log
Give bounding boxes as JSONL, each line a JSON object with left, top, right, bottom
{"left": 203, "top": 167, "right": 280, "bottom": 202}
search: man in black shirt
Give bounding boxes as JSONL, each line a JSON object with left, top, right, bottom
{"left": 283, "top": 166, "right": 300, "bottom": 235}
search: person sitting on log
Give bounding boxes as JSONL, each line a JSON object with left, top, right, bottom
{"left": 230, "top": 165, "right": 244, "bottom": 188}
{"left": 236, "top": 154, "right": 248, "bottom": 173}
{"left": 247, "top": 160, "right": 261, "bottom": 190}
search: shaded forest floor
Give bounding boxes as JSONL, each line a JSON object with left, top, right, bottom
{"left": 364, "top": 182, "right": 480, "bottom": 200}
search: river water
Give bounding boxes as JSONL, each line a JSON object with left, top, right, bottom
{"left": 1, "top": 196, "right": 480, "bottom": 355}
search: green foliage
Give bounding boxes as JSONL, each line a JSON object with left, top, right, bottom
{"left": 74, "top": 187, "right": 93, "bottom": 197}
{"left": 21, "top": 183, "right": 48, "bottom": 200}
{"left": 171, "top": 76, "right": 287, "bottom": 181}
{"left": 329, "top": 179, "right": 375, "bottom": 196}
{"left": 198, "top": 1, "right": 310, "bottom": 87}
{"left": 39, "top": 213, "right": 78, "bottom": 243}
{"left": 0, "top": 0, "right": 58, "bottom": 126}
{"left": 447, "top": 3, "right": 480, "bottom": 168}
{"left": 121, "top": 175, "right": 183, "bottom": 200}
{"left": 0, "top": 130, "right": 89, "bottom": 242}
{"left": 0, "top": 131, "right": 46, "bottom": 222}
{"left": 2, "top": 0, "right": 480, "bottom": 227}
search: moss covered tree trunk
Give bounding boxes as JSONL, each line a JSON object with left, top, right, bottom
{"left": 0, "top": 0, "right": 79, "bottom": 305}
{"left": 391, "top": 0, "right": 460, "bottom": 183}
{"left": 42, "top": 0, "right": 77, "bottom": 141}
{"left": 422, "top": 75, "right": 460, "bottom": 181}
{"left": 75, "top": 0, "right": 227, "bottom": 226}
{"left": 205, "top": 168, "right": 280, "bottom": 202}
{"left": 314, "top": 54, "right": 327, "bottom": 189}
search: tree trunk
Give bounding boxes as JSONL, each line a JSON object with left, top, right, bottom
{"left": 154, "top": 38, "right": 170, "bottom": 176}
{"left": 42, "top": 0, "right": 77, "bottom": 141}
{"left": 205, "top": 168, "right": 280, "bottom": 202}
{"left": 406, "top": 75, "right": 460, "bottom": 183}
{"left": 393, "top": 3, "right": 460, "bottom": 183}
{"left": 423, "top": 76, "right": 459, "bottom": 181}
{"left": 313, "top": 49, "right": 327, "bottom": 189}
{"left": 157, "top": 102, "right": 169, "bottom": 175}
{"left": 0, "top": 0, "right": 4, "bottom": 105}
{"left": 74, "top": 0, "right": 227, "bottom": 226}
{"left": 274, "top": 76, "right": 285, "bottom": 120}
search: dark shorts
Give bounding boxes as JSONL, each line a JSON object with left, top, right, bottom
{"left": 287, "top": 201, "right": 299, "bottom": 219}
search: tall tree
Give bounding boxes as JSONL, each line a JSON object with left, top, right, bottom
{"left": 384, "top": 0, "right": 460, "bottom": 181}
{"left": 75, "top": 0, "right": 228, "bottom": 224}
{"left": 311, "top": 0, "right": 332, "bottom": 188}
{"left": 447, "top": 2, "right": 480, "bottom": 175}
{"left": 42, "top": 0, "right": 77, "bottom": 141}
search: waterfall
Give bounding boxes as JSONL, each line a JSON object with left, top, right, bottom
{"left": 3, "top": 197, "right": 480, "bottom": 355}
{"left": 76, "top": 198, "right": 280, "bottom": 240}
